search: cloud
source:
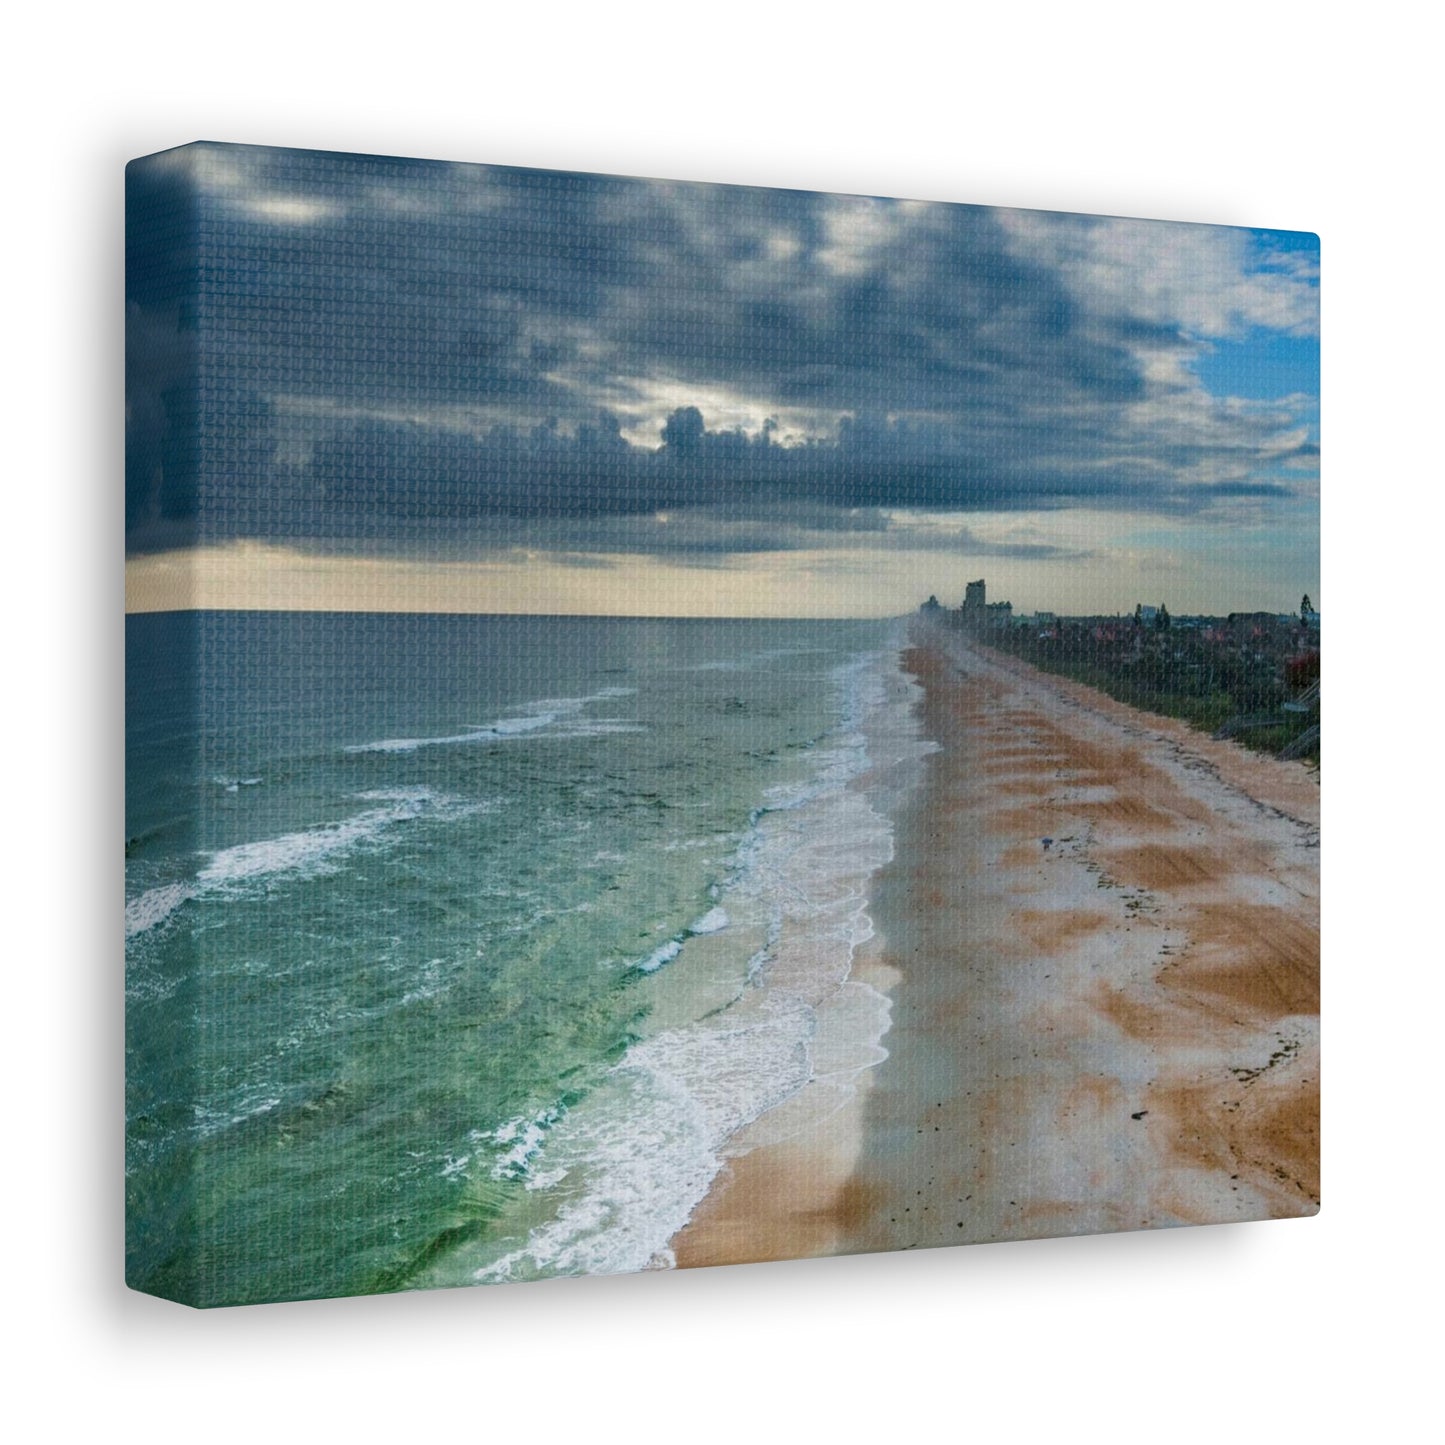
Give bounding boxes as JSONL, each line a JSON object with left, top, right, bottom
{"left": 997, "top": 211, "right": 1320, "bottom": 338}
{"left": 125, "top": 144, "right": 1320, "bottom": 561}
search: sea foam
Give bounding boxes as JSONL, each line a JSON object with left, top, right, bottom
{"left": 689, "top": 907, "right": 730, "bottom": 935}
{"left": 124, "top": 787, "right": 472, "bottom": 938}
{"left": 346, "top": 687, "right": 640, "bottom": 753}
{"left": 472, "top": 635, "right": 933, "bottom": 1285}
{"left": 631, "top": 906, "right": 731, "bottom": 974}
{"left": 124, "top": 881, "right": 198, "bottom": 940}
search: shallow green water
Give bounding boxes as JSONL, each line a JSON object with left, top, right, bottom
{"left": 126, "top": 612, "right": 895, "bottom": 1304}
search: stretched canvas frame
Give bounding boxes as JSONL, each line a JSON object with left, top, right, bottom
{"left": 125, "top": 143, "right": 1320, "bottom": 1307}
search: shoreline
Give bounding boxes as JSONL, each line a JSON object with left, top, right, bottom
{"left": 671, "top": 624, "right": 1319, "bottom": 1268}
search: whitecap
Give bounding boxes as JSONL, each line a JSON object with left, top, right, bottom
{"left": 124, "top": 881, "right": 197, "bottom": 939}
{"left": 470, "top": 631, "right": 938, "bottom": 1287}
{"left": 636, "top": 938, "right": 683, "bottom": 974}
{"left": 688, "top": 907, "right": 730, "bottom": 935}
{"left": 197, "top": 789, "right": 440, "bottom": 885}
{"left": 124, "top": 788, "right": 475, "bottom": 939}
{"left": 345, "top": 687, "right": 639, "bottom": 753}
{"left": 478, "top": 1103, "right": 567, "bottom": 1181}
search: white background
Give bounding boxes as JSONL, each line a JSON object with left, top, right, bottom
{"left": 4, "top": 3, "right": 1435, "bottom": 1440}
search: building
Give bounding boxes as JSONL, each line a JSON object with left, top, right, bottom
{"left": 963, "top": 579, "right": 986, "bottom": 614}
{"left": 1227, "top": 611, "right": 1284, "bottom": 641}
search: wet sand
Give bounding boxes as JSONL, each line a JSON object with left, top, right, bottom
{"left": 672, "top": 625, "right": 1319, "bottom": 1268}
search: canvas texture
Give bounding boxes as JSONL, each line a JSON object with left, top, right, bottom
{"left": 125, "top": 143, "right": 1320, "bottom": 1307}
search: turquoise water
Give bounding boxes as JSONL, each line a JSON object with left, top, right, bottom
{"left": 125, "top": 613, "right": 902, "bottom": 1305}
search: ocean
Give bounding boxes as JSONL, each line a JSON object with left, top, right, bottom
{"left": 125, "top": 612, "right": 922, "bottom": 1305}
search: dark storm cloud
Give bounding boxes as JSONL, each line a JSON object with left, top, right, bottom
{"left": 125, "top": 144, "right": 1318, "bottom": 556}
{"left": 260, "top": 407, "right": 1143, "bottom": 534}
{"left": 594, "top": 189, "right": 1154, "bottom": 417}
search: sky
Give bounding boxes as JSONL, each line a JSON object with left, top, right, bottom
{"left": 125, "top": 144, "right": 1319, "bottom": 617}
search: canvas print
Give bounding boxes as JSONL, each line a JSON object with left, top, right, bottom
{"left": 125, "top": 143, "right": 1320, "bottom": 1307}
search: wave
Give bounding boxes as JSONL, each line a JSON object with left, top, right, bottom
{"left": 636, "top": 938, "right": 683, "bottom": 974}
{"left": 632, "top": 906, "right": 730, "bottom": 974}
{"left": 680, "top": 646, "right": 828, "bottom": 674}
{"left": 477, "top": 1103, "right": 569, "bottom": 1184}
{"left": 124, "top": 881, "right": 197, "bottom": 940}
{"left": 124, "top": 787, "right": 473, "bottom": 939}
{"left": 345, "top": 687, "right": 639, "bottom": 754}
{"left": 472, "top": 634, "right": 934, "bottom": 1284}
{"left": 689, "top": 906, "right": 730, "bottom": 935}
{"left": 474, "top": 1003, "right": 814, "bottom": 1282}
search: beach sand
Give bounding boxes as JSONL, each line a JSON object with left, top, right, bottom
{"left": 671, "top": 625, "right": 1319, "bottom": 1268}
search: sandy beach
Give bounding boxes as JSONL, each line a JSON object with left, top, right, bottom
{"left": 672, "top": 623, "right": 1319, "bottom": 1268}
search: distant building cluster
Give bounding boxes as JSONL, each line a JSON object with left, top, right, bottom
{"left": 920, "top": 580, "right": 1320, "bottom": 640}
{"left": 957, "top": 578, "right": 1014, "bottom": 631}
{"left": 916, "top": 579, "right": 1321, "bottom": 761}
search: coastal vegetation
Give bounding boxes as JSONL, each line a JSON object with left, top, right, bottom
{"left": 922, "top": 589, "right": 1320, "bottom": 763}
